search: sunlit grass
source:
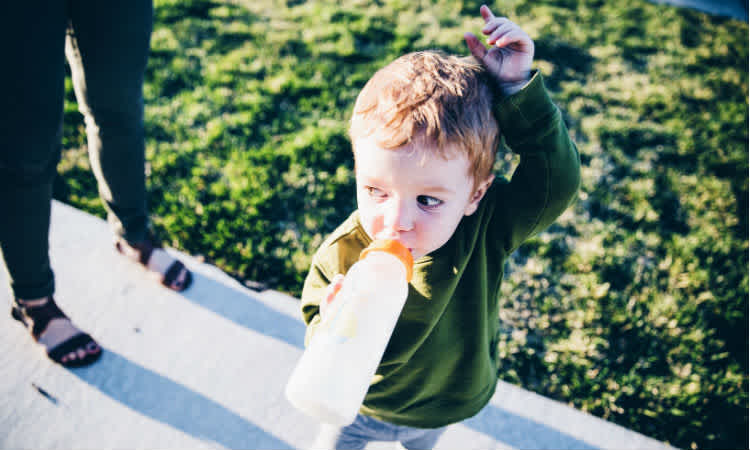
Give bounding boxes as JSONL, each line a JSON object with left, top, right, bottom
{"left": 55, "top": 1, "right": 747, "bottom": 448}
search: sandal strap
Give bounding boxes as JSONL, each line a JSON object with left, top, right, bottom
{"left": 116, "top": 236, "right": 193, "bottom": 292}
{"left": 116, "top": 237, "right": 157, "bottom": 267}
{"left": 47, "top": 333, "right": 101, "bottom": 367}
{"left": 133, "top": 239, "right": 156, "bottom": 266}
{"left": 163, "top": 260, "right": 187, "bottom": 288}
{"left": 12, "top": 297, "right": 66, "bottom": 341}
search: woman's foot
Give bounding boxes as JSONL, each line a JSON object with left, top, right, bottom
{"left": 115, "top": 237, "right": 193, "bottom": 292}
{"left": 12, "top": 297, "right": 102, "bottom": 367}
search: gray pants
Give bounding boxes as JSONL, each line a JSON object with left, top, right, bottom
{"left": 313, "top": 414, "right": 447, "bottom": 450}
{"left": 0, "top": 1, "right": 153, "bottom": 299}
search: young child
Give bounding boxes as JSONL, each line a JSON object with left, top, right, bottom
{"left": 299, "top": 5, "right": 581, "bottom": 449}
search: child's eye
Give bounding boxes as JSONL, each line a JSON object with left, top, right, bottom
{"left": 365, "top": 186, "right": 387, "bottom": 198}
{"left": 417, "top": 195, "right": 443, "bottom": 209}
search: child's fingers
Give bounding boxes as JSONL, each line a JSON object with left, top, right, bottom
{"left": 486, "top": 22, "right": 517, "bottom": 45}
{"left": 481, "top": 17, "right": 511, "bottom": 35}
{"left": 329, "top": 274, "right": 344, "bottom": 300}
{"left": 325, "top": 274, "right": 345, "bottom": 304}
{"left": 493, "top": 30, "right": 533, "bottom": 52}
{"left": 479, "top": 4, "right": 495, "bottom": 23}
{"left": 464, "top": 32, "right": 488, "bottom": 61}
{"left": 320, "top": 273, "right": 345, "bottom": 317}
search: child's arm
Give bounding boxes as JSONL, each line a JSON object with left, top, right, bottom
{"left": 466, "top": 6, "right": 581, "bottom": 252}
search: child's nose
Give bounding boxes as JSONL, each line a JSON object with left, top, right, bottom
{"left": 384, "top": 199, "right": 415, "bottom": 232}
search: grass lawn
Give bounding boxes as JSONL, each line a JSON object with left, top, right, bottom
{"left": 55, "top": 1, "right": 748, "bottom": 448}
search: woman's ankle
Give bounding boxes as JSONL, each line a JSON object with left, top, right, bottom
{"left": 16, "top": 297, "right": 50, "bottom": 307}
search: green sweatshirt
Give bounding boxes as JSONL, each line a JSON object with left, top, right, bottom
{"left": 300, "top": 71, "right": 581, "bottom": 428}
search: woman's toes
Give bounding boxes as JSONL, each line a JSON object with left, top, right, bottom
{"left": 168, "top": 267, "right": 188, "bottom": 290}
{"left": 61, "top": 352, "right": 75, "bottom": 364}
{"left": 176, "top": 270, "right": 187, "bottom": 289}
{"left": 61, "top": 345, "right": 98, "bottom": 364}
{"left": 86, "top": 341, "right": 101, "bottom": 355}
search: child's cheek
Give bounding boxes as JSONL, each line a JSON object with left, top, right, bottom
{"left": 366, "top": 213, "right": 386, "bottom": 240}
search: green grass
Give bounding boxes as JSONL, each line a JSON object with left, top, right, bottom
{"left": 55, "top": 1, "right": 748, "bottom": 448}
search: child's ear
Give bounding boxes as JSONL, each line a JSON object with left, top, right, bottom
{"left": 464, "top": 175, "right": 495, "bottom": 216}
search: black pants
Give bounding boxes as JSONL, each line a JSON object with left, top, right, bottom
{"left": 0, "top": 0, "right": 153, "bottom": 299}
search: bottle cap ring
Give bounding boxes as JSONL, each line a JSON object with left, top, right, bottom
{"left": 360, "top": 239, "right": 414, "bottom": 282}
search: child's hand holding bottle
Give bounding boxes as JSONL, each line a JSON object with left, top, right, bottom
{"left": 319, "top": 273, "right": 344, "bottom": 322}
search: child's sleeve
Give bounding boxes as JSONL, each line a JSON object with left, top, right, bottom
{"left": 300, "top": 255, "right": 332, "bottom": 346}
{"left": 491, "top": 70, "right": 581, "bottom": 253}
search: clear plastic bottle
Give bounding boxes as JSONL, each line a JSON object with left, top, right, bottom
{"left": 285, "top": 239, "right": 413, "bottom": 426}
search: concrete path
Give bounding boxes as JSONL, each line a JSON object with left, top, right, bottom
{"left": 0, "top": 201, "right": 677, "bottom": 450}
{"left": 649, "top": 0, "right": 748, "bottom": 21}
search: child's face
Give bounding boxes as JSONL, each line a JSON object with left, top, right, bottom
{"left": 354, "top": 136, "right": 493, "bottom": 260}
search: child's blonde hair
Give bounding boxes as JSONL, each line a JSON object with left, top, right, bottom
{"left": 349, "top": 50, "right": 500, "bottom": 188}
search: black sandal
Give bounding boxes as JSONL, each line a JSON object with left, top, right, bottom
{"left": 12, "top": 297, "right": 102, "bottom": 368}
{"left": 115, "top": 237, "right": 193, "bottom": 292}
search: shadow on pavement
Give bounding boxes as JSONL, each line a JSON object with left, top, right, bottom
{"left": 71, "top": 348, "right": 293, "bottom": 449}
{"left": 464, "top": 404, "right": 596, "bottom": 449}
{"left": 179, "top": 269, "right": 305, "bottom": 349}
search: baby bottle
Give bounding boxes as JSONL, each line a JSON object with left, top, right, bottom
{"left": 285, "top": 239, "right": 413, "bottom": 426}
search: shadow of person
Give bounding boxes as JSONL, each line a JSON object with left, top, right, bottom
{"left": 70, "top": 348, "right": 293, "bottom": 449}
{"left": 463, "top": 404, "right": 596, "bottom": 449}
{"left": 175, "top": 264, "right": 306, "bottom": 349}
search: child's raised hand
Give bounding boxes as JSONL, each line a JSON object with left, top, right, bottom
{"left": 320, "top": 273, "right": 345, "bottom": 320}
{"left": 464, "top": 5, "right": 534, "bottom": 95}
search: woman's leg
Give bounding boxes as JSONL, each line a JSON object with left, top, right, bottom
{"left": 0, "top": 2, "right": 68, "bottom": 300}
{"left": 65, "top": 0, "right": 153, "bottom": 244}
{"left": 67, "top": 0, "right": 191, "bottom": 291}
{"left": 0, "top": 2, "right": 101, "bottom": 367}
